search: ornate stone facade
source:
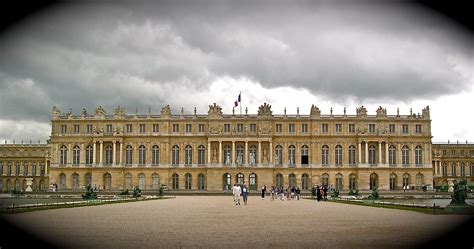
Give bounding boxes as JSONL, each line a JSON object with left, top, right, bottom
{"left": 432, "top": 142, "right": 474, "bottom": 191}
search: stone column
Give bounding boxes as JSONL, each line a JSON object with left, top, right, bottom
{"left": 208, "top": 142, "right": 211, "bottom": 164}
{"left": 119, "top": 142, "right": 123, "bottom": 165}
{"left": 269, "top": 142, "right": 273, "bottom": 165}
{"left": 93, "top": 142, "right": 96, "bottom": 165}
{"left": 99, "top": 141, "right": 103, "bottom": 165}
{"left": 385, "top": 142, "right": 389, "bottom": 165}
{"left": 219, "top": 141, "right": 222, "bottom": 164}
{"left": 232, "top": 141, "right": 235, "bottom": 165}
{"left": 365, "top": 142, "right": 369, "bottom": 164}
{"left": 112, "top": 141, "right": 116, "bottom": 165}
{"left": 398, "top": 143, "right": 402, "bottom": 166}
{"left": 245, "top": 141, "right": 248, "bottom": 165}
{"left": 378, "top": 141, "right": 382, "bottom": 165}
{"left": 411, "top": 143, "right": 415, "bottom": 166}
{"left": 81, "top": 143, "right": 85, "bottom": 165}
{"left": 258, "top": 141, "right": 262, "bottom": 165}
{"left": 358, "top": 142, "right": 362, "bottom": 164}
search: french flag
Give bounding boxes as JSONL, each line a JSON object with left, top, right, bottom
{"left": 234, "top": 92, "right": 241, "bottom": 108}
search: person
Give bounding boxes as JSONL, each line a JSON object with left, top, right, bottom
{"left": 242, "top": 185, "right": 249, "bottom": 205}
{"left": 232, "top": 184, "right": 241, "bottom": 205}
{"left": 271, "top": 186, "right": 276, "bottom": 201}
{"left": 316, "top": 185, "right": 321, "bottom": 201}
{"left": 296, "top": 187, "right": 301, "bottom": 200}
{"left": 323, "top": 185, "right": 328, "bottom": 201}
{"left": 261, "top": 185, "right": 266, "bottom": 200}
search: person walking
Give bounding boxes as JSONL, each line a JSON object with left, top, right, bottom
{"left": 296, "top": 187, "right": 301, "bottom": 200}
{"left": 232, "top": 184, "right": 241, "bottom": 205}
{"left": 323, "top": 185, "right": 328, "bottom": 201}
{"left": 316, "top": 185, "right": 322, "bottom": 202}
{"left": 261, "top": 185, "right": 267, "bottom": 200}
{"left": 271, "top": 186, "right": 276, "bottom": 201}
{"left": 242, "top": 185, "right": 249, "bottom": 205}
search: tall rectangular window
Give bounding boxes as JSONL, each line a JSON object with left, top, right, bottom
{"left": 389, "top": 124, "right": 396, "bottom": 133}
{"left": 250, "top": 124, "right": 257, "bottom": 133}
{"left": 224, "top": 124, "right": 230, "bottom": 133}
{"left": 301, "top": 124, "right": 308, "bottom": 133}
{"left": 86, "top": 124, "right": 93, "bottom": 133}
{"left": 451, "top": 149, "right": 456, "bottom": 157}
{"left": 470, "top": 150, "right": 474, "bottom": 157}
{"left": 74, "top": 125, "right": 80, "bottom": 133}
{"left": 368, "top": 124, "right": 375, "bottom": 133}
{"left": 126, "top": 124, "right": 133, "bottom": 133}
{"left": 153, "top": 124, "right": 159, "bottom": 133}
{"left": 276, "top": 124, "right": 282, "bottom": 133}
{"left": 198, "top": 124, "right": 205, "bottom": 133}
{"left": 173, "top": 124, "right": 179, "bottom": 133}
{"left": 106, "top": 124, "right": 113, "bottom": 133}
{"left": 237, "top": 124, "right": 243, "bottom": 132}
{"left": 415, "top": 124, "right": 422, "bottom": 133}
{"left": 349, "top": 124, "right": 355, "bottom": 133}
{"left": 322, "top": 124, "right": 328, "bottom": 133}
{"left": 460, "top": 150, "right": 465, "bottom": 157}
{"left": 139, "top": 124, "right": 146, "bottom": 133}
{"left": 288, "top": 124, "right": 295, "bottom": 133}
{"left": 61, "top": 125, "right": 67, "bottom": 134}
{"left": 402, "top": 124, "right": 409, "bottom": 133}
{"left": 186, "top": 124, "right": 192, "bottom": 133}
{"left": 335, "top": 124, "right": 342, "bottom": 133}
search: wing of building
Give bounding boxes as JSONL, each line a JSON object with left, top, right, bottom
{"left": 1, "top": 104, "right": 473, "bottom": 193}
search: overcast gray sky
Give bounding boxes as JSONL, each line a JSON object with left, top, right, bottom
{"left": 0, "top": 1, "right": 472, "bottom": 143}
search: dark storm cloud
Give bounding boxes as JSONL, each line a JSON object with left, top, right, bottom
{"left": 0, "top": 1, "right": 472, "bottom": 140}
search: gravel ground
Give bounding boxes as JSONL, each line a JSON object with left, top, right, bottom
{"left": 1, "top": 196, "right": 471, "bottom": 248}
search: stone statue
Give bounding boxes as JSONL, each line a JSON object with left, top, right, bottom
{"left": 263, "top": 148, "right": 267, "bottom": 161}
{"left": 450, "top": 179, "right": 468, "bottom": 205}
{"left": 213, "top": 148, "right": 217, "bottom": 161}
{"left": 250, "top": 152, "right": 255, "bottom": 165}
{"left": 237, "top": 153, "right": 243, "bottom": 165}
{"left": 367, "top": 187, "right": 379, "bottom": 200}
{"left": 225, "top": 152, "right": 230, "bottom": 165}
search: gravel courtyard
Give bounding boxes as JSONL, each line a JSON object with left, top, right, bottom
{"left": 2, "top": 196, "right": 471, "bottom": 248}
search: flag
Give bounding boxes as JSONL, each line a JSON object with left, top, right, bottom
{"left": 234, "top": 92, "right": 241, "bottom": 108}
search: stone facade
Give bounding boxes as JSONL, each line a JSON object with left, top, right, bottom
{"left": 432, "top": 143, "right": 474, "bottom": 191}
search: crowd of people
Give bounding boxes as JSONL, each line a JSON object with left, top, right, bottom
{"left": 231, "top": 184, "right": 303, "bottom": 205}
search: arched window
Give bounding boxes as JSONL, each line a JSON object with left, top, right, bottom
{"left": 139, "top": 145, "right": 146, "bottom": 166}
{"left": 223, "top": 173, "right": 231, "bottom": 190}
{"left": 223, "top": 145, "right": 231, "bottom": 165}
{"left": 389, "top": 173, "right": 397, "bottom": 190}
{"left": 275, "top": 173, "right": 283, "bottom": 188}
{"left": 72, "top": 173, "right": 79, "bottom": 190}
{"left": 104, "top": 173, "right": 112, "bottom": 190}
{"left": 105, "top": 145, "right": 113, "bottom": 165}
{"left": 415, "top": 146, "right": 422, "bottom": 166}
{"left": 236, "top": 145, "right": 244, "bottom": 165}
{"left": 249, "top": 173, "right": 257, "bottom": 190}
{"left": 185, "top": 173, "right": 192, "bottom": 189}
{"left": 442, "top": 162, "right": 448, "bottom": 176}
{"left": 460, "top": 162, "right": 466, "bottom": 176}
{"left": 15, "top": 162, "right": 20, "bottom": 176}
{"left": 172, "top": 145, "right": 180, "bottom": 166}
{"left": 389, "top": 145, "right": 396, "bottom": 165}
{"left": 335, "top": 173, "right": 343, "bottom": 190}
{"left": 322, "top": 145, "right": 329, "bottom": 166}
{"left": 416, "top": 173, "right": 423, "bottom": 190}
{"left": 85, "top": 146, "right": 93, "bottom": 165}
{"left": 402, "top": 145, "right": 409, "bottom": 166}
{"left": 15, "top": 179, "right": 20, "bottom": 191}
{"left": 126, "top": 145, "right": 133, "bottom": 165}
{"left": 335, "top": 145, "right": 342, "bottom": 166}
{"left": 369, "top": 145, "right": 376, "bottom": 165}
{"left": 6, "top": 179, "right": 11, "bottom": 192}
{"left": 59, "top": 173, "right": 66, "bottom": 189}
{"left": 172, "top": 173, "right": 179, "bottom": 189}
{"left": 403, "top": 173, "right": 410, "bottom": 188}
{"left": 185, "top": 145, "right": 193, "bottom": 166}
{"left": 60, "top": 145, "right": 67, "bottom": 165}
{"left": 249, "top": 145, "right": 257, "bottom": 165}
{"left": 152, "top": 173, "right": 159, "bottom": 190}
{"left": 236, "top": 173, "right": 244, "bottom": 185}
{"left": 321, "top": 173, "right": 329, "bottom": 187}
{"left": 301, "top": 174, "right": 309, "bottom": 190}
{"left": 73, "top": 145, "right": 80, "bottom": 166}
{"left": 125, "top": 173, "right": 132, "bottom": 190}
{"left": 451, "top": 162, "right": 457, "bottom": 176}
{"left": 138, "top": 173, "right": 146, "bottom": 190}
{"left": 23, "top": 161, "right": 28, "bottom": 176}
{"left": 275, "top": 145, "right": 283, "bottom": 166}
{"left": 152, "top": 145, "right": 160, "bottom": 165}
{"left": 289, "top": 173, "right": 296, "bottom": 188}
{"left": 370, "top": 173, "right": 378, "bottom": 190}
{"left": 288, "top": 145, "right": 295, "bottom": 166}
{"left": 198, "top": 145, "right": 205, "bottom": 165}
{"left": 39, "top": 179, "right": 45, "bottom": 191}
{"left": 85, "top": 173, "right": 92, "bottom": 187}
{"left": 348, "top": 145, "right": 356, "bottom": 165}
{"left": 198, "top": 173, "right": 205, "bottom": 190}
{"left": 301, "top": 145, "right": 309, "bottom": 165}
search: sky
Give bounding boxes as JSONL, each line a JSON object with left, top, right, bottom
{"left": 0, "top": 1, "right": 472, "bottom": 144}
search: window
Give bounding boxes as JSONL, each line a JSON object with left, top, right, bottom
{"left": 249, "top": 145, "right": 257, "bottom": 165}
{"left": 452, "top": 162, "right": 457, "bottom": 176}
{"left": 415, "top": 146, "right": 422, "bottom": 165}
{"left": 72, "top": 173, "right": 79, "bottom": 190}
{"left": 236, "top": 145, "right": 244, "bottom": 165}
{"left": 250, "top": 124, "right": 257, "bottom": 133}
{"left": 185, "top": 173, "right": 192, "bottom": 190}
{"left": 86, "top": 146, "right": 93, "bottom": 165}
{"left": 321, "top": 173, "right": 329, "bottom": 187}
{"left": 15, "top": 162, "right": 20, "bottom": 176}
{"left": 403, "top": 174, "right": 410, "bottom": 188}
{"left": 335, "top": 145, "right": 342, "bottom": 166}
{"left": 224, "top": 124, "right": 230, "bottom": 133}
{"left": 275, "top": 145, "right": 283, "bottom": 165}
{"left": 460, "top": 150, "right": 465, "bottom": 157}
{"left": 198, "top": 173, "right": 205, "bottom": 190}
{"left": 153, "top": 124, "right": 159, "bottom": 133}
{"left": 301, "top": 145, "right": 308, "bottom": 165}
{"left": 370, "top": 173, "right": 378, "bottom": 190}
{"left": 302, "top": 124, "right": 308, "bottom": 133}
{"left": 126, "top": 145, "right": 133, "bottom": 165}
{"left": 139, "top": 124, "right": 146, "bottom": 133}
{"left": 442, "top": 163, "right": 448, "bottom": 176}
{"left": 443, "top": 150, "right": 447, "bottom": 157}
{"left": 349, "top": 145, "right": 356, "bottom": 165}
{"left": 73, "top": 145, "right": 80, "bottom": 165}
{"left": 389, "top": 124, "right": 395, "bottom": 133}
{"left": 237, "top": 173, "right": 244, "bottom": 185}
{"left": 335, "top": 173, "right": 343, "bottom": 191}
{"left": 249, "top": 173, "right": 257, "bottom": 191}
{"left": 389, "top": 146, "right": 396, "bottom": 165}
{"left": 288, "top": 124, "right": 295, "bottom": 133}
{"left": 40, "top": 162, "right": 45, "bottom": 176}
{"left": 415, "top": 124, "right": 422, "bottom": 133}
{"left": 23, "top": 161, "right": 28, "bottom": 176}
{"left": 471, "top": 163, "right": 474, "bottom": 176}
{"left": 237, "top": 124, "right": 243, "bottom": 132}
{"left": 106, "top": 124, "right": 112, "bottom": 133}
{"left": 390, "top": 174, "right": 397, "bottom": 190}
{"left": 198, "top": 145, "right": 205, "bottom": 165}
{"left": 172, "top": 145, "right": 180, "bottom": 166}
{"left": 369, "top": 124, "right": 375, "bottom": 133}
{"left": 349, "top": 174, "right": 357, "bottom": 190}
{"left": 172, "top": 173, "right": 179, "bottom": 189}
{"left": 451, "top": 149, "right": 456, "bottom": 157}
{"left": 402, "top": 145, "right": 409, "bottom": 166}
{"left": 104, "top": 173, "right": 112, "bottom": 190}
{"left": 224, "top": 145, "right": 231, "bottom": 165}
{"left": 61, "top": 125, "right": 67, "bottom": 134}
{"left": 152, "top": 145, "right": 159, "bottom": 165}
{"left": 31, "top": 162, "right": 36, "bottom": 176}
{"left": 186, "top": 124, "right": 192, "bottom": 133}
{"left": 276, "top": 173, "right": 283, "bottom": 188}
{"left": 126, "top": 124, "right": 133, "bottom": 133}
{"left": 349, "top": 124, "right": 355, "bottom": 133}
{"left": 60, "top": 145, "right": 67, "bottom": 165}
{"left": 461, "top": 163, "right": 465, "bottom": 176}
{"left": 59, "top": 173, "right": 66, "bottom": 189}
{"left": 105, "top": 145, "right": 112, "bottom": 165}
{"left": 185, "top": 145, "right": 192, "bottom": 166}
{"left": 139, "top": 145, "right": 146, "bottom": 165}
{"left": 74, "top": 125, "right": 80, "bottom": 133}
{"left": 288, "top": 145, "right": 295, "bottom": 166}
{"left": 199, "top": 124, "right": 205, "bottom": 133}
{"left": 223, "top": 173, "right": 232, "bottom": 190}
{"left": 125, "top": 173, "right": 132, "bottom": 190}
{"left": 322, "top": 124, "right": 328, "bottom": 133}
{"left": 173, "top": 124, "right": 179, "bottom": 133}
{"left": 402, "top": 124, "right": 409, "bottom": 133}
{"left": 152, "top": 173, "right": 160, "bottom": 190}
{"left": 470, "top": 150, "right": 474, "bottom": 157}
{"left": 369, "top": 145, "right": 376, "bottom": 165}
{"left": 322, "top": 145, "right": 329, "bottom": 166}
{"left": 86, "top": 124, "right": 93, "bottom": 133}
{"left": 301, "top": 174, "right": 309, "bottom": 190}
{"left": 276, "top": 124, "right": 282, "bottom": 133}
{"left": 335, "top": 124, "right": 342, "bottom": 133}
{"left": 289, "top": 173, "right": 296, "bottom": 188}
{"left": 416, "top": 173, "right": 423, "bottom": 189}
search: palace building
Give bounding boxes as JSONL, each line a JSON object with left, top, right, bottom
{"left": 0, "top": 103, "right": 473, "bottom": 193}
